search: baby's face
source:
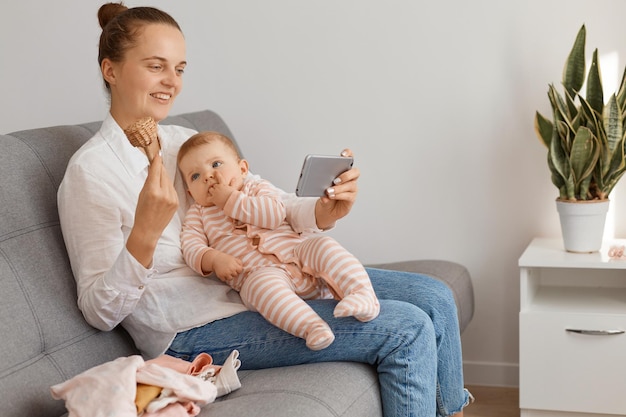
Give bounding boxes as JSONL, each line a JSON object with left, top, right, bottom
{"left": 179, "top": 141, "right": 247, "bottom": 206}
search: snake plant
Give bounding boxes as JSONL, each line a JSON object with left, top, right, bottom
{"left": 535, "top": 24, "right": 626, "bottom": 201}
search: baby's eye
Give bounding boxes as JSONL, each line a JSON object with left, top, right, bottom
{"left": 212, "top": 161, "right": 223, "bottom": 168}
{"left": 190, "top": 173, "right": 200, "bottom": 181}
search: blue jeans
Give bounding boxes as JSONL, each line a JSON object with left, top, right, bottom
{"left": 165, "top": 268, "right": 470, "bottom": 417}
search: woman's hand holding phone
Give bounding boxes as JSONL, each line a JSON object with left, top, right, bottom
{"left": 312, "top": 149, "right": 360, "bottom": 230}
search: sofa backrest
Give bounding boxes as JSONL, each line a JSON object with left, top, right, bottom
{"left": 0, "top": 110, "right": 235, "bottom": 417}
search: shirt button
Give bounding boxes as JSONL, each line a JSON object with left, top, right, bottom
{"left": 138, "top": 285, "right": 145, "bottom": 290}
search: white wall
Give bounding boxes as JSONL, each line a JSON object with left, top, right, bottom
{"left": 4, "top": 0, "right": 626, "bottom": 387}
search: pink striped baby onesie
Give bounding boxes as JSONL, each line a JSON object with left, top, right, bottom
{"left": 181, "top": 177, "right": 379, "bottom": 350}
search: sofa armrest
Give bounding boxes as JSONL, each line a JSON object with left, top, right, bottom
{"left": 367, "top": 260, "right": 474, "bottom": 333}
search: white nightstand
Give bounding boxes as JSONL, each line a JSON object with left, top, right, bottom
{"left": 519, "top": 238, "right": 626, "bottom": 417}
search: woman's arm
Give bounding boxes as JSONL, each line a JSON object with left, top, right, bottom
{"left": 58, "top": 154, "right": 177, "bottom": 331}
{"left": 127, "top": 155, "right": 179, "bottom": 267}
{"left": 58, "top": 165, "right": 149, "bottom": 331}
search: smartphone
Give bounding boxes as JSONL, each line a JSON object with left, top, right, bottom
{"left": 295, "top": 154, "right": 354, "bottom": 197}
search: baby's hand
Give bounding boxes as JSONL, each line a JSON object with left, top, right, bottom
{"left": 208, "top": 183, "right": 234, "bottom": 208}
{"left": 213, "top": 252, "right": 243, "bottom": 281}
{"left": 208, "top": 171, "right": 239, "bottom": 209}
{"left": 228, "top": 174, "right": 244, "bottom": 191}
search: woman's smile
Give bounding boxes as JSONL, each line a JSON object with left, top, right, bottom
{"left": 151, "top": 92, "right": 172, "bottom": 102}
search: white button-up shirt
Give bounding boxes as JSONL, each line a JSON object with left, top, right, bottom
{"left": 58, "top": 113, "right": 320, "bottom": 358}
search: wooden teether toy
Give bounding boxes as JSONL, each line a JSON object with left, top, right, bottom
{"left": 124, "top": 116, "right": 158, "bottom": 163}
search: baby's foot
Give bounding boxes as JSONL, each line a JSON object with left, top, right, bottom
{"left": 306, "top": 323, "right": 335, "bottom": 350}
{"left": 334, "top": 291, "right": 380, "bottom": 322}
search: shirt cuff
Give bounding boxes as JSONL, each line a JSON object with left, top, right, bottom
{"left": 110, "top": 247, "right": 154, "bottom": 293}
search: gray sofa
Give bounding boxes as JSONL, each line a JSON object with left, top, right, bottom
{"left": 0, "top": 110, "right": 474, "bottom": 417}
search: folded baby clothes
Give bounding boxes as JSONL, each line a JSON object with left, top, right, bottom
{"left": 208, "top": 350, "right": 241, "bottom": 397}
{"left": 146, "top": 350, "right": 241, "bottom": 398}
{"left": 144, "top": 350, "right": 242, "bottom": 414}
{"left": 51, "top": 356, "right": 143, "bottom": 417}
{"left": 50, "top": 355, "right": 218, "bottom": 417}
{"left": 136, "top": 383, "right": 164, "bottom": 414}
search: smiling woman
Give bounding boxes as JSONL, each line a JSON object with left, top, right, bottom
{"left": 55, "top": 3, "right": 471, "bottom": 417}
{"left": 98, "top": 3, "right": 186, "bottom": 129}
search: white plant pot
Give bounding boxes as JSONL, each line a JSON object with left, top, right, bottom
{"left": 556, "top": 199, "right": 609, "bottom": 253}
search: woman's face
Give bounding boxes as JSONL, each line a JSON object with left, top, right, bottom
{"left": 103, "top": 23, "right": 186, "bottom": 129}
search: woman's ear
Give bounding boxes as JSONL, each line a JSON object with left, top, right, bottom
{"left": 239, "top": 159, "right": 249, "bottom": 177}
{"left": 101, "top": 58, "right": 117, "bottom": 86}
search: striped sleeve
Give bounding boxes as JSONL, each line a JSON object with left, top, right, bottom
{"left": 180, "top": 204, "right": 213, "bottom": 275}
{"left": 223, "top": 179, "right": 286, "bottom": 230}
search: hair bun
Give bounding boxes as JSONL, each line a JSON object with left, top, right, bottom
{"left": 97, "top": 2, "right": 128, "bottom": 29}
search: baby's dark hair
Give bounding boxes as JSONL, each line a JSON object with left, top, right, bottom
{"left": 177, "top": 131, "right": 242, "bottom": 168}
{"left": 97, "top": 2, "right": 182, "bottom": 89}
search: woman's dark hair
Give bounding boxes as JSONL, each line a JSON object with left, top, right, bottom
{"left": 97, "top": 2, "right": 182, "bottom": 89}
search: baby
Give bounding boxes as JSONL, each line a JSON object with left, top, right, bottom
{"left": 177, "top": 131, "right": 379, "bottom": 350}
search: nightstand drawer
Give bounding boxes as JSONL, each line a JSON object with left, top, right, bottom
{"left": 520, "top": 311, "right": 626, "bottom": 415}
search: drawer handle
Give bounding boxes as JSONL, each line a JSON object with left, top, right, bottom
{"left": 565, "top": 329, "right": 625, "bottom": 336}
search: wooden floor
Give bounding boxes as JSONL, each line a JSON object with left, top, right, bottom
{"left": 464, "top": 385, "right": 519, "bottom": 417}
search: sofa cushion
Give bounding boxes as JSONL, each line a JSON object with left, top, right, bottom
{"left": 0, "top": 131, "right": 139, "bottom": 417}
{"left": 205, "top": 362, "right": 381, "bottom": 417}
